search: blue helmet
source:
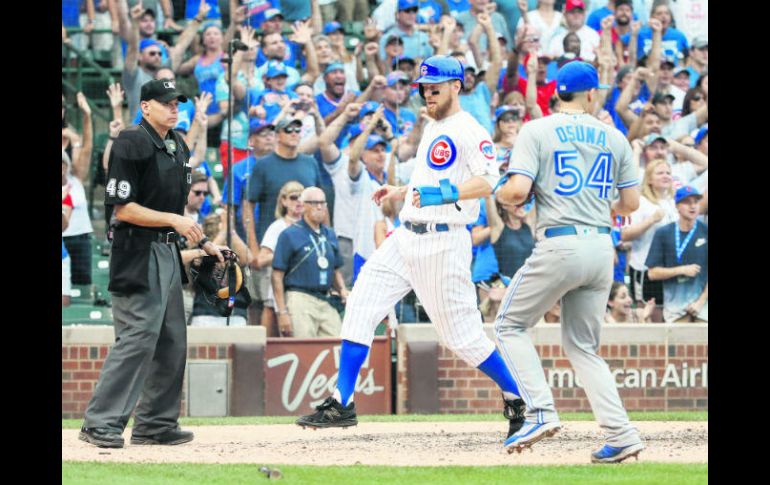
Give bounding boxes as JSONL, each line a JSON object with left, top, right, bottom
{"left": 413, "top": 55, "right": 465, "bottom": 98}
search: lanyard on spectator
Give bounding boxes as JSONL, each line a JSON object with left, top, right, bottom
{"left": 674, "top": 221, "right": 698, "bottom": 263}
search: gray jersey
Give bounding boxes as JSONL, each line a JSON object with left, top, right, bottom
{"left": 508, "top": 113, "right": 639, "bottom": 231}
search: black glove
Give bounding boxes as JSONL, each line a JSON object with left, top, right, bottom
{"left": 190, "top": 250, "right": 251, "bottom": 317}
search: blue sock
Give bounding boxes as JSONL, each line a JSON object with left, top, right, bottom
{"left": 335, "top": 340, "right": 370, "bottom": 406}
{"left": 477, "top": 350, "right": 521, "bottom": 399}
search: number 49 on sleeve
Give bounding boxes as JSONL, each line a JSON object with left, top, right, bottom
{"left": 554, "top": 150, "right": 613, "bottom": 198}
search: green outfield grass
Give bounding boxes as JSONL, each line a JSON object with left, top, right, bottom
{"left": 61, "top": 411, "right": 707, "bottom": 429}
{"left": 62, "top": 462, "right": 707, "bottom": 485}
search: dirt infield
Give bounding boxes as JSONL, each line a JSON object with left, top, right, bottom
{"left": 62, "top": 421, "right": 706, "bottom": 466}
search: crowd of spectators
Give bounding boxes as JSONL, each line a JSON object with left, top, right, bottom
{"left": 62, "top": 0, "right": 708, "bottom": 329}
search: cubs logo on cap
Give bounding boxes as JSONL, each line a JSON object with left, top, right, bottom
{"left": 427, "top": 135, "right": 457, "bottom": 170}
{"left": 420, "top": 65, "right": 428, "bottom": 77}
{"left": 479, "top": 140, "right": 495, "bottom": 160}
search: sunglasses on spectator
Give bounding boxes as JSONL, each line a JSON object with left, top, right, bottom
{"left": 499, "top": 114, "right": 519, "bottom": 123}
{"left": 286, "top": 194, "right": 300, "bottom": 201}
{"left": 147, "top": 51, "right": 162, "bottom": 57}
{"left": 282, "top": 126, "right": 302, "bottom": 134}
{"left": 691, "top": 95, "right": 703, "bottom": 101}
{"left": 193, "top": 190, "right": 209, "bottom": 196}
{"left": 403, "top": 7, "right": 419, "bottom": 13}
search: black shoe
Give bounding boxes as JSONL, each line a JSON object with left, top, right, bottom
{"left": 79, "top": 427, "right": 125, "bottom": 448}
{"left": 503, "top": 397, "right": 526, "bottom": 439}
{"left": 296, "top": 396, "right": 358, "bottom": 429}
{"left": 130, "top": 427, "right": 194, "bottom": 445}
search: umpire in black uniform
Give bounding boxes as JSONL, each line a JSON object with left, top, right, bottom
{"left": 79, "top": 79, "right": 226, "bottom": 448}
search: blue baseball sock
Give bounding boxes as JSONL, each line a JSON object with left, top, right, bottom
{"left": 335, "top": 340, "right": 371, "bottom": 407}
{"left": 477, "top": 350, "right": 521, "bottom": 399}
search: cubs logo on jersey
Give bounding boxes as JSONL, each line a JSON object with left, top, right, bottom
{"left": 427, "top": 135, "right": 457, "bottom": 170}
{"left": 479, "top": 140, "right": 495, "bottom": 160}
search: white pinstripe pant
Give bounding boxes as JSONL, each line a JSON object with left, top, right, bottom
{"left": 341, "top": 226, "right": 495, "bottom": 367}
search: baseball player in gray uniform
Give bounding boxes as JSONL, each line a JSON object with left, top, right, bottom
{"left": 296, "top": 56, "right": 528, "bottom": 440}
{"left": 494, "top": 61, "right": 645, "bottom": 463}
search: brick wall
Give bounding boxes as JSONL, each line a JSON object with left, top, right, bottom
{"left": 399, "top": 324, "right": 708, "bottom": 414}
{"left": 61, "top": 343, "right": 232, "bottom": 419}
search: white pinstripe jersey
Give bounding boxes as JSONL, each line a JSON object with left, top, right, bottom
{"left": 508, "top": 113, "right": 639, "bottom": 231}
{"left": 399, "top": 110, "right": 498, "bottom": 225}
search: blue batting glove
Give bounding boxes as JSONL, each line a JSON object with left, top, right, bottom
{"left": 414, "top": 178, "right": 459, "bottom": 207}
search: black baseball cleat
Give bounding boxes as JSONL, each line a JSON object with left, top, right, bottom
{"left": 503, "top": 396, "right": 526, "bottom": 439}
{"left": 79, "top": 427, "right": 125, "bottom": 448}
{"left": 130, "top": 426, "right": 194, "bottom": 445}
{"left": 296, "top": 396, "right": 358, "bottom": 429}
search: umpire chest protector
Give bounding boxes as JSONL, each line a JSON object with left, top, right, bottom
{"left": 105, "top": 117, "right": 192, "bottom": 293}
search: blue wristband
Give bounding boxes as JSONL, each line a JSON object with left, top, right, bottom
{"left": 415, "top": 178, "right": 459, "bottom": 207}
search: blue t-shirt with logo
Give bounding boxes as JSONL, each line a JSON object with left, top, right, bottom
{"left": 185, "top": 0, "right": 221, "bottom": 19}
{"left": 272, "top": 219, "right": 343, "bottom": 292}
{"left": 417, "top": 1, "right": 443, "bottom": 24}
{"left": 383, "top": 107, "right": 417, "bottom": 137}
{"left": 622, "top": 27, "right": 689, "bottom": 62}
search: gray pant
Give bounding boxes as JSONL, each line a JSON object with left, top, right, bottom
{"left": 83, "top": 242, "right": 187, "bottom": 435}
{"left": 494, "top": 229, "right": 641, "bottom": 447}
{"left": 337, "top": 236, "right": 354, "bottom": 288}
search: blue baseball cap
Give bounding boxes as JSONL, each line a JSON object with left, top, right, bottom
{"left": 265, "top": 61, "right": 289, "bottom": 79}
{"left": 348, "top": 122, "right": 366, "bottom": 140}
{"left": 140, "top": 39, "right": 161, "bottom": 52}
{"left": 674, "top": 185, "right": 702, "bottom": 204}
{"left": 264, "top": 8, "right": 283, "bottom": 21}
{"left": 365, "top": 135, "right": 388, "bottom": 150}
{"left": 494, "top": 105, "right": 521, "bottom": 122}
{"left": 324, "top": 62, "right": 345, "bottom": 75}
{"left": 398, "top": 0, "right": 419, "bottom": 11}
{"left": 556, "top": 61, "right": 609, "bottom": 93}
{"left": 359, "top": 101, "right": 380, "bottom": 118}
{"left": 386, "top": 71, "right": 410, "bottom": 87}
{"left": 249, "top": 118, "right": 275, "bottom": 135}
{"left": 323, "top": 21, "right": 344, "bottom": 35}
{"left": 693, "top": 123, "right": 708, "bottom": 145}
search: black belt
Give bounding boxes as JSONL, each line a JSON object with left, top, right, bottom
{"left": 403, "top": 221, "right": 450, "bottom": 234}
{"left": 115, "top": 227, "right": 179, "bottom": 244}
{"left": 544, "top": 226, "right": 611, "bottom": 238}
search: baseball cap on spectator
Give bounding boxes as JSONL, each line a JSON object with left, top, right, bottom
{"left": 673, "top": 66, "right": 690, "bottom": 78}
{"left": 323, "top": 21, "right": 344, "bottom": 35}
{"left": 693, "top": 123, "right": 708, "bottom": 145}
{"left": 392, "top": 55, "right": 416, "bottom": 69}
{"left": 249, "top": 118, "right": 275, "bottom": 135}
{"left": 324, "top": 62, "right": 345, "bottom": 75}
{"left": 674, "top": 185, "right": 702, "bottom": 204}
{"left": 265, "top": 61, "right": 289, "bottom": 79}
{"left": 387, "top": 71, "right": 410, "bottom": 87}
{"left": 141, "top": 78, "right": 188, "bottom": 103}
{"left": 398, "top": 0, "right": 419, "bottom": 11}
{"left": 691, "top": 36, "right": 708, "bottom": 49}
{"left": 494, "top": 105, "right": 521, "bottom": 122}
{"left": 386, "top": 35, "right": 405, "bottom": 46}
{"left": 565, "top": 0, "right": 586, "bottom": 12}
{"left": 275, "top": 117, "right": 303, "bottom": 131}
{"left": 660, "top": 54, "right": 677, "bottom": 68}
{"left": 359, "top": 101, "right": 380, "bottom": 118}
{"left": 142, "top": 8, "right": 156, "bottom": 18}
{"left": 348, "top": 122, "right": 367, "bottom": 140}
{"left": 615, "top": 64, "right": 634, "bottom": 85}
{"left": 652, "top": 92, "right": 675, "bottom": 105}
{"left": 365, "top": 135, "right": 389, "bottom": 150}
{"left": 614, "top": 0, "right": 632, "bottom": 7}
{"left": 264, "top": 9, "right": 283, "bottom": 21}
{"left": 556, "top": 61, "right": 608, "bottom": 93}
{"left": 643, "top": 133, "right": 668, "bottom": 146}
{"left": 140, "top": 39, "right": 161, "bottom": 52}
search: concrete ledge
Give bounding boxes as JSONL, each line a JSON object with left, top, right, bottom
{"left": 62, "top": 325, "right": 267, "bottom": 345}
{"left": 397, "top": 323, "right": 707, "bottom": 345}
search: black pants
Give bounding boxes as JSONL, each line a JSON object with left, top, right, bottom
{"left": 63, "top": 233, "right": 92, "bottom": 285}
{"left": 629, "top": 267, "right": 663, "bottom": 304}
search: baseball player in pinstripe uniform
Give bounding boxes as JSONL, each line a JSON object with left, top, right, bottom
{"left": 494, "top": 61, "right": 645, "bottom": 463}
{"left": 296, "top": 56, "right": 527, "bottom": 441}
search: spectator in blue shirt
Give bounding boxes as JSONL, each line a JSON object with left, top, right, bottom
{"left": 381, "top": 71, "right": 417, "bottom": 137}
{"left": 621, "top": 2, "right": 688, "bottom": 62}
{"left": 250, "top": 61, "right": 299, "bottom": 124}
{"left": 379, "top": 0, "right": 434, "bottom": 61}
{"left": 272, "top": 187, "right": 349, "bottom": 337}
{"left": 457, "top": 13, "right": 501, "bottom": 135}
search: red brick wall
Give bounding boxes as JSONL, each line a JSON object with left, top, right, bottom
{"left": 62, "top": 344, "right": 233, "bottom": 419}
{"left": 436, "top": 343, "right": 708, "bottom": 413}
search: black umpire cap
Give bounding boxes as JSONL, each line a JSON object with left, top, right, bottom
{"left": 141, "top": 78, "right": 188, "bottom": 103}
